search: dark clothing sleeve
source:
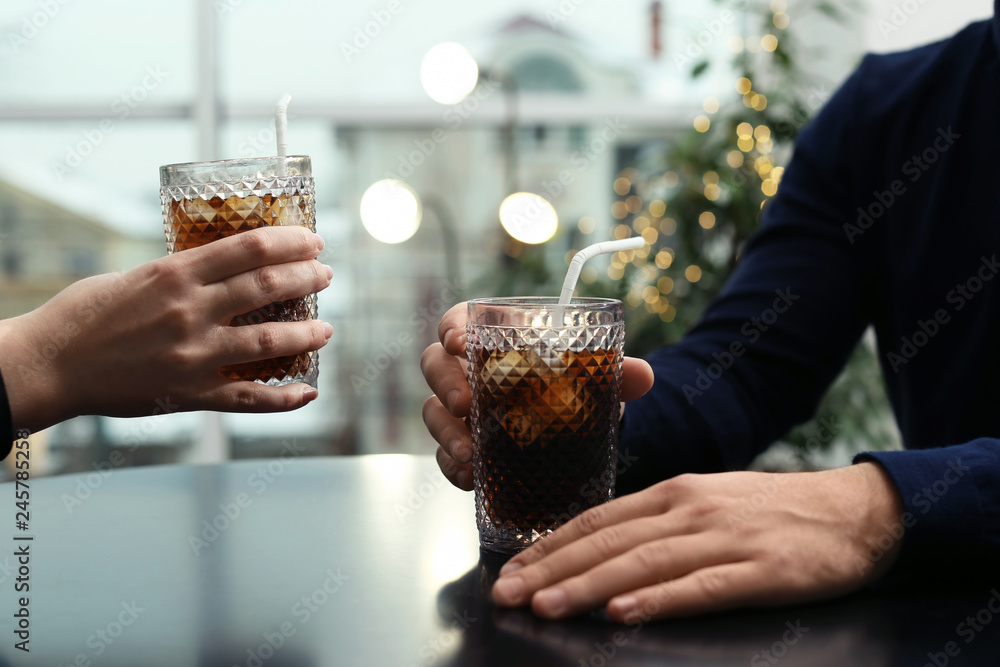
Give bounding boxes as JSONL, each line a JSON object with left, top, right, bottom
{"left": 856, "top": 440, "right": 1000, "bottom": 575}
{"left": 617, "top": 34, "right": 1000, "bottom": 578}
{"left": 618, "top": 62, "right": 874, "bottom": 493}
{"left": 0, "top": 366, "right": 14, "bottom": 460}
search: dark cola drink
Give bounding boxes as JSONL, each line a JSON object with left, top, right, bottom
{"left": 468, "top": 331, "right": 623, "bottom": 554}
{"left": 164, "top": 193, "right": 315, "bottom": 385}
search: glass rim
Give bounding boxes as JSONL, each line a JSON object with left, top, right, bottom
{"left": 159, "top": 156, "right": 312, "bottom": 188}
{"left": 467, "top": 297, "right": 623, "bottom": 328}
{"left": 468, "top": 296, "right": 621, "bottom": 309}
{"left": 160, "top": 155, "right": 310, "bottom": 171}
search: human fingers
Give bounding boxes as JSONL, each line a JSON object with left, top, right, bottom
{"left": 422, "top": 396, "right": 474, "bottom": 465}
{"left": 621, "top": 357, "right": 654, "bottom": 402}
{"left": 610, "top": 562, "right": 771, "bottom": 622}
{"left": 420, "top": 342, "right": 471, "bottom": 417}
{"left": 437, "top": 303, "right": 470, "bottom": 355}
{"left": 211, "top": 259, "right": 331, "bottom": 322}
{"left": 212, "top": 320, "right": 333, "bottom": 366}
{"left": 500, "top": 480, "right": 677, "bottom": 573}
{"left": 188, "top": 226, "right": 324, "bottom": 285}
{"left": 198, "top": 381, "right": 320, "bottom": 413}
{"left": 435, "top": 444, "right": 474, "bottom": 491}
{"left": 527, "top": 534, "right": 740, "bottom": 620}
{"left": 492, "top": 514, "right": 699, "bottom": 607}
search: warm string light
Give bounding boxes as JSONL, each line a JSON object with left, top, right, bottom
{"left": 615, "top": 66, "right": 791, "bottom": 312}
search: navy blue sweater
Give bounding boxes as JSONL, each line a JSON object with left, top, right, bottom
{"left": 619, "top": 7, "right": 1000, "bottom": 575}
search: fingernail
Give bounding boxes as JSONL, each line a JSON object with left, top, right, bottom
{"left": 535, "top": 588, "right": 568, "bottom": 618}
{"left": 442, "top": 328, "right": 454, "bottom": 348}
{"left": 322, "top": 322, "right": 334, "bottom": 339}
{"left": 456, "top": 469, "right": 470, "bottom": 489}
{"left": 610, "top": 595, "right": 637, "bottom": 618}
{"left": 324, "top": 264, "right": 333, "bottom": 280}
{"left": 493, "top": 576, "right": 525, "bottom": 605}
{"left": 453, "top": 441, "right": 472, "bottom": 464}
{"left": 315, "top": 234, "right": 325, "bottom": 251}
{"left": 302, "top": 386, "right": 318, "bottom": 401}
{"left": 446, "top": 389, "right": 461, "bottom": 412}
{"left": 499, "top": 560, "right": 523, "bottom": 576}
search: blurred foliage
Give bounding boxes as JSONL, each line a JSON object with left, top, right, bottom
{"left": 483, "top": 0, "right": 899, "bottom": 461}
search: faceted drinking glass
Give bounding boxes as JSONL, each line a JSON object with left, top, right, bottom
{"left": 159, "top": 156, "right": 318, "bottom": 387}
{"left": 466, "top": 297, "right": 624, "bottom": 554}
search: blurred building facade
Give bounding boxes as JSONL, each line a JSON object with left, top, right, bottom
{"left": 334, "top": 15, "right": 690, "bottom": 452}
{"left": 2, "top": 0, "right": 979, "bottom": 474}
{"left": 0, "top": 179, "right": 160, "bottom": 319}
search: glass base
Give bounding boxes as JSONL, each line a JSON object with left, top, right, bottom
{"left": 478, "top": 529, "right": 552, "bottom": 555}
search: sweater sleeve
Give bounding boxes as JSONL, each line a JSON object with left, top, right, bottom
{"left": 618, "top": 61, "right": 878, "bottom": 493}
{"left": 855, "top": 440, "right": 1000, "bottom": 577}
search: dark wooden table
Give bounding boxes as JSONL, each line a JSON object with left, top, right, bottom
{"left": 1, "top": 455, "right": 998, "bottom": 666}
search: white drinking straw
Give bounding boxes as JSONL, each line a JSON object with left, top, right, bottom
{"left": 274, "top": 93, "right": 292, "bottom": 176}
{"left": 558, "top": 237, "right": 646, "bottom": 306}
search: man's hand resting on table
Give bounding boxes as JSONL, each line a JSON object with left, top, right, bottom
{"left": 420, "top": 303, "right": 905, "bottom": 621}
{"left": 492, "top": 463, "right": 903, "bottom": 621}
{"left": 0, "top": 226, "right": 333, "bottom": 433}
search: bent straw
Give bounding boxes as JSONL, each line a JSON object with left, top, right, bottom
{"left": 558, "top": 237, "right": 646, "bottom": 306}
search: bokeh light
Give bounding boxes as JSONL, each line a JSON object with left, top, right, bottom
{"left": 655, "top": 248, "right": 674, "bottom": 269}
{"left": 420, "top": 43, "right": 480, "bottom": 104}
{"left": 499, "top": 192, "right": 558, "bottom": 244}
{"left": 359, "top": 179, "right": 422, "bottom": 244}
